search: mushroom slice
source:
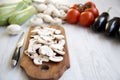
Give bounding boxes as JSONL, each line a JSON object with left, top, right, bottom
{"left": 40, "top": 55, "right": 49, "bottom": 62}
{"left": 33, "top": 56, "right": 42, "bottom": 65}
{"left": 39, "top": 45, "right": 56, "bottom": 57}
{"left": 58, "top": 39, "right": 65, "bottom": 46}
{"left": 27, "top": 39, "right": 37, "bottom": 53}
{"left": 40, "top": 35, "right": 54, "bottom": 42}
{"left": 38, "top": 28, "right": 53, "bottom": 36}
{"left": 31, "top": 28, "right": 40, "bottom": 35}
{"left": 32, "top": 44, "right": 41, "bottom": 52}
{"left": 24, "top": 50, "right": 37, "bottom": 59}
{"left": 31, "top": 36, "right": 48, "bottom": 45}
{"left": 49, "top": 56, "right": 63, "bottom": 62}
{"left": 50, "top": 44, "right": 64, "bottom": 51}
{"left": 33, "top": 55, "right": 49, "bottom": 65}
{"left": 30, "top": 35, "right": 40, "bottom": 39}
{"left": 45, "top": 27, "right": 56, "bottom": 32}
{"left": 53, "top": 49, "right": 65, "bottom": 55}
{"left": 53, "top": 34, "right": 64, "bottom": 40}
{"left": 54, "top": 30, "right": 61, "bottom": 34}
{"left": 29, "top": 53, "right": 39, "bottom": 59}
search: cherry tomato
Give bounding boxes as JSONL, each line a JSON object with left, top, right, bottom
{"left": 85, "top": 7, "right": 99, "bottom": 18}
{"left": 70, "top": 4, "right": 78, "bottom": 9}
{"left": 70, "top": 4, "right": 83, "bottom": 13}
{"left": 66, "top": 9, "right": 80, "bottom": 24}
{"left": 79, "top": 11, "right": 94, "bottom": 27}
{"left": 84, "top": 1, "right": 96, "bottom": 8}
{"left": 83, "top": 1, "right": 96, "bottom": 10}
{"left": 78, "top": 4, "right": 83, "bottom": 13}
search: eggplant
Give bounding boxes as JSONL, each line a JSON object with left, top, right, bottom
{"left": 118, "top": 27, "right": 120, "bottom": 38}
{"left": 91, "top": 12, "right": 109, "bottom": 32}
{"left": 116, "top": 25, "right": 120, "bottom": 38}
{"left": 105, "top": 17, "right": 120, "bottom": 37}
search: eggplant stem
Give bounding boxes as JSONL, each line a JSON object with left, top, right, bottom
{"left": 107, "top": 7, "right": 112, "bottom": 13}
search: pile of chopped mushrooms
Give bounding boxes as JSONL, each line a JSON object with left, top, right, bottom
{"left": 25, "top": 26, "right": 66, "bottom": 65}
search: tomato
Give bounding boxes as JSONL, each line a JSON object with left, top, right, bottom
{"left": 85, "top": 7, "right": 99, "bottom": 18}
{"left": 79, "top": 11, "right": 94, "bottom": 27}
{"left": 83, "top": 1, "right": 96, "bottom": 10}
{"left": 66, "top": 9, "right": 80, "bottom": 24}
{"left": 70, "top": 4, "right": 78, "bottom": 9}
{"left": 78, "top": 4, "right": 83, "bottom": 13}
{"left": 70, "top": 4, "right": 83, "bottom": 13}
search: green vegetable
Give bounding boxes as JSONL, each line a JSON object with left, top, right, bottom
{"left": 9, "top": 6, "right": 36, "bottom": 25}
{"left": 0, "top": 1, "right": 29, "bottom": 26}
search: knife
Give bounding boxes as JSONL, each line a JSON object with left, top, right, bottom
{"left": 11, "top": 32, "right": 25, "bottom": 68}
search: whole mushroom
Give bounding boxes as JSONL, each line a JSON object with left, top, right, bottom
{"left": 6, "top": 24, "right": 21, "bottom": 35}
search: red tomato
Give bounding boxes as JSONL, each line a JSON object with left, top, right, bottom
{"left": 70, "top": 4, "right": 78, "bottom": 9}
{"left": 84, "top": 1, "right": 96, "bottom": 9}
{"left": 66, "top": 9, "right": 80, "bottom": 24}
{"left": 85, "top": 7, "right": 99, "bottom": 18}
{"left": 70, "top": 4, "right": 83, "bottom": 13}
{"left": 79, "top": 11, "right": 94, "bottom": 27}
{"left": 78, "top": 4, "right": 83, "bottom": 13}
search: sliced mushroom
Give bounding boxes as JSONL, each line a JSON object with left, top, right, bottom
{"left": 39, "top": 45, "right": 56, "bottom": 57}
{"left": 32, "top": 44, "right": 41, "bottom": 51}
{"left": 53, "top": 49, "right": 65, "bottom": 55}
{"left": 31, "top": 28, "right": 52, "bottom": 36}
{"left": 45, "top": 27, "right": 56, "bottom": 34}
{"left": 50, "top": 43, "right": 64, "bottom": 51}
{"left": 27, "top": 39, "right": 37, "bottom": 53}
{"left": 58, "top": 39, "right": 65, "bottom": 46}
{"left": 54, "top": 29, "right": 61, "bottom": 34}
{"left": 53, "top": 34, "right": 64, "bottom": 40}
{"left": 31, "top": 28, "right": 40, "bottom": 35}
{"left": 31, "top": 35, "right": 48, "bottom": 45}
{"left": 49, "top": 56, "right": 63, "bottom": 62}
{"left": 25, "top": 26, "right": 66, "bottom": 65}
{"left": 40, "top": 35, "right": 54, "bottom": 42}
{"left": 29, "top": 53, "right": 39, "bottom": 59}
{"left": 33, "top": 56, "right": 42, "bottom": 65}
{"left": 33, "top": 55, "right": 49, "bottom": 65}
{"left": 24, "top": 50, "right": 37, "bottom": 59}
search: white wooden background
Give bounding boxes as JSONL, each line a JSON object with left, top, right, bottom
{"left": 0, "top": 0, "right": 120, "bottom": 80}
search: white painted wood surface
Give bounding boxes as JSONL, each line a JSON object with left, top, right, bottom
{"left": 0, "top": 0, "right": 120, "bottom": 80}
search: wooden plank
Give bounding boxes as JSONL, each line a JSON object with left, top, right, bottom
{"left": 20, "top": 25, "right": 70, "bottom": 80}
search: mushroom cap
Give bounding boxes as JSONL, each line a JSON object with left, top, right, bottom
{"left": 6, "top": 24, "right": 21, "bottom": 35}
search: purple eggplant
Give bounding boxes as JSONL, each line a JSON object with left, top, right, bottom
{"left": 105, "top": 17, "right": 120, "bottom": 37}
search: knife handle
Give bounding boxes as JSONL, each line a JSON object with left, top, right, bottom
{"left": 11, "top": 47, "right": 21, "bottom": 67}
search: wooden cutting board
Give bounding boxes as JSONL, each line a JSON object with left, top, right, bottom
{"left": 20, "top": 25, "right": 70, "bottom": 80}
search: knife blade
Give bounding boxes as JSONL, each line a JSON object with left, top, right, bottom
{"left": 11, "top": 32, "right": 25, "bottom": 68}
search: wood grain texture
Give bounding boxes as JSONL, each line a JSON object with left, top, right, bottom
{"left": 20, "top": 25, "right": 70, "bottom": 80}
